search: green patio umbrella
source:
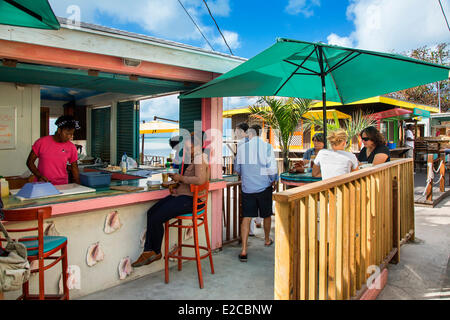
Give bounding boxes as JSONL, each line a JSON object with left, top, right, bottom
{"left": 181, "top": 38, "right": 450, "bottom": 138}
{"left": 0, "top": 0, "right": 60, "bottom": 30}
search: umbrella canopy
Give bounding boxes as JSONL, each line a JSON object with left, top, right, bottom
{"left": 0, "top": 0, "right": 60, "bottom": 30}
{"left": 303, "top": 109, "right": 351, "bottom": 120}
{"left": 140, "top": 120, "right": 179, "bottom": 134}
{"left": 181, "top": 38, "right": 450, "bottom": 137}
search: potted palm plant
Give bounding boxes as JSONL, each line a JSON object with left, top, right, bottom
{"left": 303, "top": 110, "right": 377, "bottom": 150}
{"left": 249, "top": 96, "right": 313, "bottom": 172}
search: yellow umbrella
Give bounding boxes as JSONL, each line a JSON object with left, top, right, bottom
{"left": 140, "top": 120, "right": 179, "bottom": 134}
{"left": 303, "top": 109, "right": 351, "bottom": 120}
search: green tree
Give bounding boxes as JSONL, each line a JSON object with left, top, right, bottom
{"left": 389, "top": 43, "right": 449, "bottom": 112}
{"left": 249, "top": 96, "right": 313, "bottom": 171}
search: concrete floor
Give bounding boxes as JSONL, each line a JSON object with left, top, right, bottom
{"left": 80, "top": 218, "right": 275, "bottom": 300}
{"left": 378, "top": 198, "right": 450, "bottom": 300}
{"left": 80, "top": 197, "right": 450, "bottom": 300}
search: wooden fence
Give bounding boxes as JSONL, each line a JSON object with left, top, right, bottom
{"left": 273, "top": 159, "right": 415, "bottom": 300}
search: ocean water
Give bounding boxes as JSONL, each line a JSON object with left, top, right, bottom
{"left": 140, "top": 136, "right": 232, "bottom": 158}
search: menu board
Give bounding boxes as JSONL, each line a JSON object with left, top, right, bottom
{"left": 0, "top": 106, "right": 16, "bottom": 150}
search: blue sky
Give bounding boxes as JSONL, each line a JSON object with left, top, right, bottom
{"left": 49, "top": 0, "right": 449, "bottom": 127}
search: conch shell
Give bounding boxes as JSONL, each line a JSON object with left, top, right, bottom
{"left": 104, "top": 211, "right": 122, "bottom": 234}
{"left": 86, "top": 242, "right": 104, "bottom": 267}
{"left": 118, "top": 257, "right": 133, "bottom": 280}
{"left": 44, "top": 221, "right": 60, "bottom": 236}
{"left": 59, "top": 265, "right": 81, "bottom": 294}
{"left": 140, "top": 229, "right": 147, "bottom": 248}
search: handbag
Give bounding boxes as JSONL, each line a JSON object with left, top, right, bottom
{"left": 0, "top": 221, "right": 30, "bottom": 292}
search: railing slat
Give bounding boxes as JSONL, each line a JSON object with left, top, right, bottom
{"left": 355, "top": 179, "right": 362, "bottom": 291}
{"left": 308, "top": 194, "right": 318, "bottom": 300}
{"left": 349, "top": 182, "right": 357, "bottom": 297}
{"left": 336, "top": 186, "right": 344, "bottom": 300}
{"left": 300, "top": 197, "right": 309, "bottom": 300}
{"left": 327, "top": 188, "right": 337, "bottom": 300}
{"left": 360, "top": 177, "right": 367, "bottom": 288}
{"left": 342, "top": 184, "right": 350, "bottom": 300}
{"left": 319, "top": 191, "right": 328, "bottom": 300}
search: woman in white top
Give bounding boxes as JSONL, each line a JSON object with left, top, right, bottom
{"left": 312, "top": 129, "right": 359, "bottom": 180}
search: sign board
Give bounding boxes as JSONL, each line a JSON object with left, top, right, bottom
{"left": 413, "top": 108, "right": 431, "bottom": 118}
{"left": 0, "top": 106, "right": 17, "bottom": 150}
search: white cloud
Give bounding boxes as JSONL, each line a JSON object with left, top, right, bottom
{"left": 211, "top": 30, "right": 241, "bottom": 51}
{"left": 49, "top": 0, "right": 238, "bottom": 52}
{"left": 327, "top": 0, "right": 450, "bottom": 53}
{"left": 327, "top": 33, "right": 354, "bottom": 48}
{"left": 285, "top": 0, "right": 321, "bottom": 17}
{"left": 140, "top": 94, "right": 180, "bottom": 122}
{"left": 207, "top": 0, "right": 231, "bottom": 17}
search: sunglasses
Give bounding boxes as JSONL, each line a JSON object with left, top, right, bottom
{"left": 361, "top": 137, "right": 370, "bottom": 141}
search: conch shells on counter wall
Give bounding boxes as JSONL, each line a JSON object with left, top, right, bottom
{"left": 140, "top": 229, "right": 147, "bottom": 248}
{"left": 104, "top": 211, "right": 122, "bottom": 234}
{"left": 86, "top": 242, "right": 105, "bottom": 267}
{"left": 44, "top": 221, "right": 60, "bottom": 236}
{"left": 59, "top": 265, "right": 81, "bottom": 294}
{"left": 118, "top": 257, "right": 133, "bottom": 280}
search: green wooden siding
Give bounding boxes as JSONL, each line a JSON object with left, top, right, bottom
{"left": 179, "top": 98, "right": 202, "bottom": 133}
{"left": 116, "top": 100, "right": 140, "bottom": 164}
{"left": 91, "top": 107, "right": 111, "bottom": 163}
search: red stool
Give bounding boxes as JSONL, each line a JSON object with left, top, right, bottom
{"left": 1, "top": 207, "right": 69, "bottom": 300}
{"left": 164, "top": 181, "right": 215, "bottom": 289}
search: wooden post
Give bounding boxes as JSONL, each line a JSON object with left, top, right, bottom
{"left": 426, "top": 154, "right": 433, "bottom": 202}
{"left": 440, "top": 154, "right": 445, "bottom": 192}
{"left": 140, "top": 133, "right": 145, "bottom": 164}
{"left": 274, "top": 201, "right": 294, "bottom": 300}
{"left": 391, "top": 177, "right": 400, "bottom": 264}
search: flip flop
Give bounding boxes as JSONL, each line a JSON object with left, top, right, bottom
{"left": 264, "top": 239, "right": 274, "bottom": 247}
{"left": 238, "top": 253, "right": 248, "bottom": 262}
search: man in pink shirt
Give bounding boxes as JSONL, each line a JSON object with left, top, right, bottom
{"left": 26, "top": 115, "right": 80, "bottom": 185}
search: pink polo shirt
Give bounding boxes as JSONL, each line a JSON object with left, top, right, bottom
{"left": 32, "top": 136, "right": 78, "bottom": 185}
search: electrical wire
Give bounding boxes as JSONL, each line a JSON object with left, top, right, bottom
{"left": 202, "top": 0, "right": 234, "bottom": 55}
{"left": 177, "top": 0, "right": 215, "bottom": 51}
{"left": 438, "top": 0, "right": 450, "bottom": 32}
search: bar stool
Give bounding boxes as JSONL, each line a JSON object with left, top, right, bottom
{"left": 1, "top": 207, "right": 69, "bottom": 300}
{"left": 164, "top": 181, "right": 215, "bottom": 289}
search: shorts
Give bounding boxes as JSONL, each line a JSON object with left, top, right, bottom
{"left": 241, "top": 186, "right": 273, "bottom": 219}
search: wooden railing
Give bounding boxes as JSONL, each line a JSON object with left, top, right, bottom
{"left": 222, "top": 181, "right": 242, "bottom": 246}
{"left": 273, "top": 159, "right": 415, "bottom": 300}
{"left": 223, "top": 156, "right": 234, "bottom": 175}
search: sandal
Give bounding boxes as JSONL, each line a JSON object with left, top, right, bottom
{"left": 264, "top": 239, "right": 274, "bottom": 247}
{"left": 238, "top": 253, "right": 248, "bottom": 262}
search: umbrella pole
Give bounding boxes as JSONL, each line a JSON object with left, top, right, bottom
{"left": 318, "top": 46, "right": 328, "bottom": 143}
{"left": 141, "top": 133, "right": 145, "bottom": 164}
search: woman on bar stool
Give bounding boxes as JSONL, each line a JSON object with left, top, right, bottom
{"left": 132, "top": 133, "right": 210, "bottom": 267}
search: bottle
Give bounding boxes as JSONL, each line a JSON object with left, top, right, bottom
{"left": 0, "top": 178, "right": 9, "bottom": 198}
{"left": 165, "top": 158, "right": 172, "bottom": 169}
{"left": 121, "top": 153, "right": 128, "bottom": 173}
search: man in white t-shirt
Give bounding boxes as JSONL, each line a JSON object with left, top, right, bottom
{"left": 405, "top": 124, "right": 415, "bottom": 158}
{"left": 312, "top": 129, "right": 359, "bottom": 180}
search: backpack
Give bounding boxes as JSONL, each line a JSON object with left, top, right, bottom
{"left": 0, "top": 218, "right": 31, "bottom": 292}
